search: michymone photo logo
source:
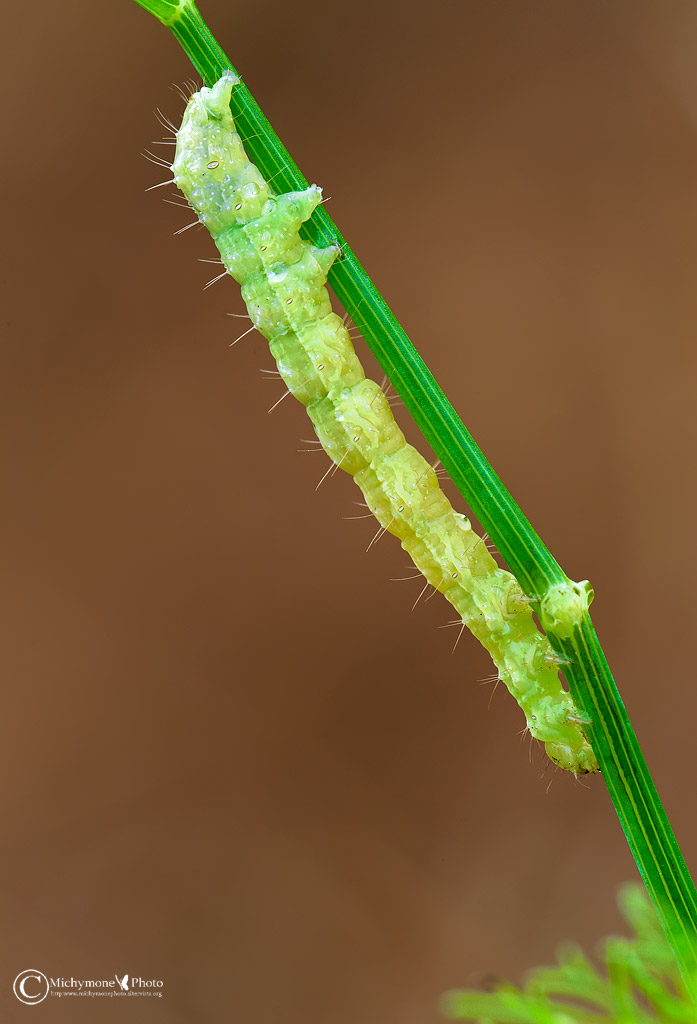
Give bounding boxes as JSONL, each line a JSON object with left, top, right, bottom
{"left": 12, "top": 970, "right": 164, "bottom": 1002}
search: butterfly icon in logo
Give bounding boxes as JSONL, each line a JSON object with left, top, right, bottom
{"left": 115, "top": 974, "right": 129, "bottom": 992}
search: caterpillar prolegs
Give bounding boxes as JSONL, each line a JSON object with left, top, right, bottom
{"left": 170, "top": 72, "right": 598, "bottom": 776}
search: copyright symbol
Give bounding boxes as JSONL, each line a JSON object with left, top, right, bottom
{"left": 13, "top": 970, "right": 49, "bottom": 1005}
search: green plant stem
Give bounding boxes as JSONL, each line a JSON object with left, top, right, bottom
{"left": 131, "top": 0, "right": 697, "bottom": 996}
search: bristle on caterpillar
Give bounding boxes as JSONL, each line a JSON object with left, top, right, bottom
{"left": 168, "top": 72, "right": 598, "bottom": 775}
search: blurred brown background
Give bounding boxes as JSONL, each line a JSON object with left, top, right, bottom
{"left": 2, "top": 1, "right": 697, "bottom": 1021}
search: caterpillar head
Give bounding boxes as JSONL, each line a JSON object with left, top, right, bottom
{"left": 173, "top": 71, "right": 270, "bottom": 234}
{"left": 539, "top": 579, "right": 594, "bottom": 640}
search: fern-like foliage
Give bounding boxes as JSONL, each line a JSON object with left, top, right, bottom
{"left": 442, "top": 886, "right": 696, "bottom": 1023}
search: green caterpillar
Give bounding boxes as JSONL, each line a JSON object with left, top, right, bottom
{"left": 169, "top": 72, "right": 598, "bottom": 775}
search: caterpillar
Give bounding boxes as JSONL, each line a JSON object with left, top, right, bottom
{"left": 168, "top": 71, "right": 598, "bottom": 775}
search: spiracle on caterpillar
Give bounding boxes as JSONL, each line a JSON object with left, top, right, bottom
{"left": 167, "top": 71, "right": 598, "bottom": 776}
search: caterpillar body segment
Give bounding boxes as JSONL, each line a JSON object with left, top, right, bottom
{"left": 171, "top": 72, "right": 598, "bottom": 775}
